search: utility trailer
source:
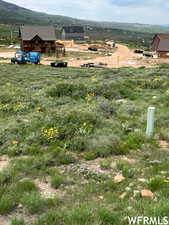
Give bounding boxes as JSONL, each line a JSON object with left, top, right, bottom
{"left": 51, "top": 62, "right": 68, "bottom": 67}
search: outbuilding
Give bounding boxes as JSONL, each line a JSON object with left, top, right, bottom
{"left": 61, "top": 26, "right": 85, "bottom": 41}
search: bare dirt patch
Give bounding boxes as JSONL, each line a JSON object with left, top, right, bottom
{"left": 159, "top": 140, "right": 169, "bottom": 149}
{"left": 0, "top": 155, "right": 10, "bottom": 171}
{"left": 0, "top": 217, "right": 10, "bottom": 225}
{"left": 34, "top": 178, "right": 66, "bottom": 198}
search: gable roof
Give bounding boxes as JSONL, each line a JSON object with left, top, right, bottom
{"left": 158, "top": 38, "right": 169, "bottom": 51}
{"left": 156, "top": 34, "right": 169, "bottom": 39}
{"left": 152, "top": 34, "right": 169, "bottom": 52}
{"left": 20, "top": 26, "right": 56, "bottom": 41}
{"left": 63, "top": 26, "right": 84, "bottom": 34}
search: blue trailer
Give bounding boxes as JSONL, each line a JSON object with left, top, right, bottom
{"left": 11, "top": 51, "right": 41, "bottom": 64}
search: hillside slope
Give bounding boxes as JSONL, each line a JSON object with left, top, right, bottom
{"left": 1, "top": 0, "right": 169, "bottom": 33}
{"left": 0, "top": 64, "right": 169, "bottom": 224}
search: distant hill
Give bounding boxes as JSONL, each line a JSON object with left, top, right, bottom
{"left": 1, "top": 0, "right": 169, "bottom": 34}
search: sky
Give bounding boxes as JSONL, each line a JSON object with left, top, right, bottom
{"left": 4, "top": 0, "right": 169, "bottom": 25}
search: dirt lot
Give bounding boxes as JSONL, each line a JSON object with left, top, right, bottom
{"left": 0, "top": 44, "right": 169, "bottom": 68}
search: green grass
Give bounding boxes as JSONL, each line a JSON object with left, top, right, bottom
{"left": 20, "top": 191, "right": 55, "bottom": 214}
{"left": 11, "top": 218, "right": 25, "bottom": 225}
{"left": 100, "top": 159, "right": 112, "bottom": 170}
{"left": 51, "top": 174, "right": 67, "bottom": 189}
{"left": 1, "top": 63, "right": 169, "bottom": 224}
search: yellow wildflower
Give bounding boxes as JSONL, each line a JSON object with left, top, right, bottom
{"left": 12, "top": 140, "right": 18, "bottom": 145}
{"left": 164, "top": 179, "right": 169, "bottom": 183}
{"left": 36, "top": 106, "right": 43, "bottom": 112}
{"left": 91, "top": 75, "right": 97, "bottom": 82}
{"left": 153, "top": 77, "right": 161, "bottom": 81}
{"left": 42, "top": 127, "right": 59, "bottom": 140}
{"left": 85, "top": 93, "right": 95, "bottom": 102}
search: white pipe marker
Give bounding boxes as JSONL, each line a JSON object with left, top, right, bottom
{"left": 146, "top": 107, "right": 155, "bottom": 138}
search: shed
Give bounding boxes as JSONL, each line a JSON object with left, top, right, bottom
{"left": 152, "top": 34, "right": 169, "bottom": 58}
{"left": 19, "top": 25, "right": 56, "bottom": 53}
{"left": 61, "top": 26, "right": 85, "bottom": 41}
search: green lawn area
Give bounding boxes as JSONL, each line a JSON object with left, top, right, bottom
{"left": 1, "top": 63, "right": 169, "bottom": 224}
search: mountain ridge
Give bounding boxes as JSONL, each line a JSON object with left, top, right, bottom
{"left": 0, "top": 0, "right": 169, "bottom": 33}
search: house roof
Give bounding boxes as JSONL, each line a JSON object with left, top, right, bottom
{"left": 153, "top": 34, "right": 169, "bottom": 52}
{"left": 158, "top": 38, "right": 169, "bottom": 51}
{"left": 157, "top": 34, "right": 169, "bottom": 39}
{"left": 63, "top": 26, "right": 84, "bottom": 34}
{"left": 20, "top": 26, "right": 56, "bottom": 41}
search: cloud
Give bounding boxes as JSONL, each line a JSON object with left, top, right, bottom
{"left": 3, "top": 0, "right": 169, "bottom": 24}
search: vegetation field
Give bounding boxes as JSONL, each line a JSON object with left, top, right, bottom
{"left": 1, "top": 63, "right": 169, "bottom": 224}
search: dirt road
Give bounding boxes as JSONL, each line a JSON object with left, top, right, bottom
{"left": 68, "top": 44, "right": 139, "bottom": 68}
{"left": 0, "top": 44, "right": 168, "bottom": 68}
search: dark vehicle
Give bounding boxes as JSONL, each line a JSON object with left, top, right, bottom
{"left": 143, "top": 52, "right": 153, "bottom": 57}
{"left": 81, "top": 63, "right": 95, "bottom": 67}
{"left": 88, "top": 47, "right": 98, "bottom": 51}
{"left": 134, "top": 49, "right": 144, "bottom": 54}
{"left": 11, "top": 51, "right": 41, "bottom": 64}
{"left": 51, "top": 62, "right": 68, "bottom": 67}
{"left": 81, "top": 63, "right": 105, "bottom": 68}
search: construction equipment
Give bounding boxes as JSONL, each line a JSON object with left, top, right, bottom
{"left": 11, "top": 51, "right": 41, "bottom": 64}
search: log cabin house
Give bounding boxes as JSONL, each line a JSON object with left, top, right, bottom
{"left": 19, "top": 26, "right": 56, "bottom": 53}
{"left": 152, "top": 34, "right": 169, "bottom": 58}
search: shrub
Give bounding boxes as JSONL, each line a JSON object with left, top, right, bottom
{"left": 55, "top": 109, "right": 99, "bottom": 139}
{"left": 47, "top": 82, "right": 87, "bottom": 99}
{"left": 87, "top": 134, "right": 121, "bottom": 157}
{"left": 148, "top": 177, "right": 164, "bottom": 191}
{"left": 100, "top": 159, "right": 112, "bottom": 170}
{"left": 20, "top": 192, "right": 55, "bottom": 214}
{"left": 0, "top": 194, "right": 17, "bottom": 215}
{"left": 65, "top": 206, "right": 93, "bottom": 225}
{"left": 51, "top": 174, "right": 67, "bottom": 189}
{"left": 14, "top": 179, "right": 38, "bottom": 195}
{"left": 20, "top": 192, "right": 43, "bottom": 214}
{"left": 0, "top": 170, "right": 13, "bottom": 185}
{"left": 93, "top": 82, "right": 118, "bottom": 99}
{"left": 98, "top": 100, "right": 116, "bottom": 115}
{"left": 34, "top": 210, "right": 64, "bottom": 225}
{"left": 121, "top": 132, "right": 145, "bottom": 151}
{"left": 57, "top": 150, "right": 76, "bottom": 165}
{"left": 68, "top": 136, "right": 87, "bottom": 152}
{"left": 145, "top": 200, "right": 169, "bottom": 217}
{"left": 101, "top": 180, "right": 117, "bottom": 191}
{"left": 83, "top": 152, "right": 97, "bottom": 161}
{"left": 97, "top": 208, "right": 121, "bottom": 225}
{"left": 11, "top": 218, "right": 25, "bottom": 225}
{"left": 116, "top": 161, "right": 135, "bottom": 178}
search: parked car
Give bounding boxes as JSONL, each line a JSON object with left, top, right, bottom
{"left": 88, "top": 47, "right": 98, "bottom": 51}
{"left": 143, "top": 52, "right": 153, "bottom": 58}
{"left": 134, "top": 49, "right": 144, "bottom": 54}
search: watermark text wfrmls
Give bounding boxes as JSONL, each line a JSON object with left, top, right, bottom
{"left": 128, "top": 217, "right": 169, "bottom": 225}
